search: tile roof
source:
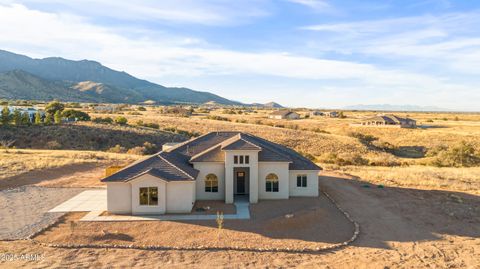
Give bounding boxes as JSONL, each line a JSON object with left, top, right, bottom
{"left": 102, "top": 131, "right": 321, "bottom": 182}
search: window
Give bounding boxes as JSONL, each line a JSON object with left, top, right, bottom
{"left": 239, "top": 155, "right": 244, "bottom": 164}
{"left": 139, "top": 187, "right": 158, "bottom": 206}
{"left": 234, "top": 155, "right": 249, "bottom": 165}
{"left": 205, "top": 174, "right": 219, "bottom": 192}
{"left": 234, "top": 156, "right": 238, "bottom": 164}
{"left": 245, "top": 155, "right": 249, "bottom": 164}
{"left": 265, "top": 173, "right": 279, "bottom": 192}
{"left": 297, "top": 175, "right": 307, "bottom": 187}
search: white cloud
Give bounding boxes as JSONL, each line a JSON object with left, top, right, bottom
{"left": 3, "top": 0, "right": 271, "bottom": 25}
{"left": 287, "top": 0, "right": 331, "bottom": 11}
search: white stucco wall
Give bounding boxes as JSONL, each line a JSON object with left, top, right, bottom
{"left": 258, "top": 162, "right": 290, "bottom": 199}
{"left": 130, "top": 174, "right": 167, "bottom": 215}
{"left": 193, "top": 162, "right": 226, "bottom": 200}
{"left": 289, "top": 170, "right": 320, "bottom": 197}
{"left": 106, "top": 182, "right": 132, "bottom": 214}
{"left": 166, "top": 181, "right": 196, "bottom": 213}
{"left": 224, "top": 150, "right": 260, "bottom": 203}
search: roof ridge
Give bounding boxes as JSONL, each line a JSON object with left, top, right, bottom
{"left": 238, "top": 134, "right": 262, "bottom": 149}
{"left": 158, "top": 153, "right": 194, "bottom": 180}
{"left": 190, "top": 144, "right": 222, "bottom": 162}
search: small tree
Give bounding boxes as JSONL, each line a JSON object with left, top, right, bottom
{"left": 54, "top": 110, "right": 62, "bottom": 124}
{"left": 45, "top": 115, "right": 52, "bottom": 125}
{"left": 34, "top": 111, "right": 42, "bottom": 125}
{"left": 0, "top": 138, "right": 15, "bottom": 153}
{"left": 21, "top": 113, "right": 31, "bottom": 125}
{"left": 1, "top": 106, "right": 11, "bottom": 125}
{"left": 45, "top": 101, "right": 65, "bottom": 118}
{"left": 62, "top": 109, "right": 91, "bottom": 121}
{"left": 216, "top": 211, "right": 224, "bottom": 241}
{"left": 12, "top": 110, "right": 22, "bottom": 125}
{"left": 115, "top": 116, "right": 128, "bottom": 125}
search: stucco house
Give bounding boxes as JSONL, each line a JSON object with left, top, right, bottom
{"left": 268, "top": 110, "right": 300, "bottom": 120}
{"left": 359, "top": 114, "right": 416, "bottom": 128}
{"left": 102, "top": 131, "right": 321, "bottom": 215}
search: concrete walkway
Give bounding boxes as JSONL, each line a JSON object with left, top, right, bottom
{"left": 49, "top": 189, "right": 251, "bottom": 221}
{"left": 80, "top": 199, "right": 250, "bottom": 221}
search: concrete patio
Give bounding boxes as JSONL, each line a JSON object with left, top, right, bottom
{"left": 48, "top": 190, "right": 250, "bottom": 221}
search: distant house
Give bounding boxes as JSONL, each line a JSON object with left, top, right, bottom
{"left": 0, "top": 106, "right": 43, "bottom": 122}
{"left": 359, "top": 114, "right": 416, "bottom": 128}
{"left": 268, "top": 110, "right": 300, "bottom": 120}
{"left": 309, "top": 110, "right": 324, "bottom": 116}
{"left": 324, "top": 111, "right": 339, "bottom": 118}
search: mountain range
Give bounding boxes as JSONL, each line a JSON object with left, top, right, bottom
{"left": 0, "top": 50, "right": 241, "bottom": 105}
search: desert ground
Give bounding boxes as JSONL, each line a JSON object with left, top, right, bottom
{"left": 1, "top": 106, "right": 479, "bottom": 268}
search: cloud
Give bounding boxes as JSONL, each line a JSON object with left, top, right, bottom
{"left": 287, "top": 0, "right": 331, "bottom": 11}
{"left": 0, "top": 2, "right": 479, "bottom": 110}
{"left": 3, "top": 0, "right": 271, "bottom": 25}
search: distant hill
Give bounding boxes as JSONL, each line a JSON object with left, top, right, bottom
{"left": 0, "top": 49, "right": 242, "bottom": 105}
{"left": 251, "top": 102, "right": 284, "bottom": 108}
{"left": 343, "top": 104, "right": 451, "bottom": 112}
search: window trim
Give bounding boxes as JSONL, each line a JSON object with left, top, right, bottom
{"left": 296, "top": 174, "right": 307, "bottom": 188}
{"left": 265, "top": 173, "right": 279, "bottom": 192}
{"left": 205, "top": 173, "right": 219, "bottom": 193}
{"left": 139, "top": 186, "right": 158, "bottom": 206}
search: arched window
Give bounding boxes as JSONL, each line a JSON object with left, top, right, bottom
{"left": 205, "top": 173, "right": 218, "bottom": 193}
{"left": 265, "top": 173, "right": 279, "bottom": 192}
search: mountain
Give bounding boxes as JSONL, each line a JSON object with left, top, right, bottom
{"left": 251, "top": 102, "right": 285, "bottom": 108}
{"left": 0, "top": 50, "right": 241, "bottom": 105}
{"left": 343, "top": 104, "right": 451, "bottom": 112}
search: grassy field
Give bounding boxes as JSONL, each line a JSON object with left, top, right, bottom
{"left": 0, "top": 149, "right": 138, "bottom": 181}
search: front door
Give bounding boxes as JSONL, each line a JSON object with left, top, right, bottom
{"left": 236, "top": 171, "right": 245, "bottom": 194}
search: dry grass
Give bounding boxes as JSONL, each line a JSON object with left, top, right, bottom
{"left": 0, "top": 149, "right": 138, "bottom": 181}
{"left": 333, "top": 165, "right": 480, "bottom": 195}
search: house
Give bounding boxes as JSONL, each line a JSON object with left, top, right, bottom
{"left": 359, "top": 114, "right": 416, "bottom": 128}
{"left": 268, "top": 110, "right": 300, "bottom": 120}
{"left": 0, "top": 106, "right": 43, "bottom": 122}
{"left": 102, "top": 131, "right": 321, "bottom": 215}
{"left": 324, "top": 111, "right": 339, "bottom": 118}
{"left": 310, "top": 110, "right": 324, "bottom": 116}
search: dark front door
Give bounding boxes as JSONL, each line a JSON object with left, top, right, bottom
{"left": 236, "top": 171, "right": 245, "bottom": 194}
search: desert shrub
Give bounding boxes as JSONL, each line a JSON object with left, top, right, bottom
{"left": 425, "top": 119, "right": 434, "bottom": 123}
{"left": 62, "top": 109, "right": 91, "bottom": 121}
{"left": 236, "top": 119, "right": 247, "bottom": 123}
{"left": 206, "top": 115, "right": 229, "bottom": 121}
{"left": 115, "top": 116, "right": 128, "bottom": 125}
{"left": 93, "top": 117, "right": 113, "bottom": 124}
{"left": 137, "top": 106, "right": 147, "bottom": 111}
{"left": 46, "top": 140, "right": 62, "bottom": 149}
{"left": 319, "top": 152, "right": 369, "bottom": 166}
{"left": 128, "top": 111, "right": 142, "bottom": 115}
{"left": 275, "top": 124, "right": 285, "bottom": 128}
{"left": 312, "top": 128, "right": 330, "bottom": 134}
{"left": 349, "top": 132, "right": 378, "bottom": 143}
{"left": 223, "top": 109, "right": 236, "bottom": 114}
{"left": 108, "top": 144, "right": 127, "bottom": 153}
{"left": 254, "top": 120, "right": 263, "bottom": 125}
{"left": 127, "top": 146, "right": 145, "bottom": 155}
{"left": 429, "top": 142, "right": 480, "bottom": 167}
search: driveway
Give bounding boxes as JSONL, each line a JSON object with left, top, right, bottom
{"left": 49, "top": 190, "right": 107, "bottom": 213}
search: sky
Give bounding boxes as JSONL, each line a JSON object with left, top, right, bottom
{"left": 0, "top": 0, "right": 479, "bottom": 110}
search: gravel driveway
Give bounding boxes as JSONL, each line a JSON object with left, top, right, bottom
{"left": 0, "top": 186, "right": 86, "bottom": 240}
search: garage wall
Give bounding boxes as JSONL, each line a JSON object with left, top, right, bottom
{"left": 130, "top": 174, "right": 167, "bottom": 215}
{"left": 289, "top": 170, "right": 320, "bottom": 197}
{"left": 258, "top": 162, "right": 289, "bottom": 199}
{"left": 106, "top": 182, "right": 132, "bottom": 214}
{"left": 166, "top": 181, "right": 195, "bottom": 213}
{"left": 193, "top": 162, "right": 225, "bottom": 200}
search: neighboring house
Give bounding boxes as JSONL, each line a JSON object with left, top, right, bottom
{"left": 359, "top": 114, "right": 416, "bottom": 128}
{"left": 309, "top": 110, "right": 324, "bottom": 116}
{"left": 268, "top": 110, "right": 300, "bottom": 120}
{"left": 0, "top": 106, "right": 43, "bottom": 122}
{"left": 324, "top": 111, "right": 339, "bottom": 118}
{"left": 102, "top": 131, "right": 321, "bottom": 215}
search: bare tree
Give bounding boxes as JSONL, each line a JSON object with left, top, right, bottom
{"left": 0, "top": 138, "right": 15, "bottom": 153}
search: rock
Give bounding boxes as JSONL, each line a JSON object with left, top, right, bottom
{"left": 285, "top": 214, "right": 294, "bottom": 219}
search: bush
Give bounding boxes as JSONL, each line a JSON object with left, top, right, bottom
{"left": 115, "top": 116, "right": 128, "bottom": 125}
{"left": 108, "top": 144, "right": 127, "bottom": 153}
{"left": 93, "top": 117, "right": 113, "bottom": 124}
{"left": 137, "top": 106, "right": 147, "bottom": 111}
{"left": 206, "top": 115, "right": 229, "bottom": 121}
{"left": 429, "top": 142, "right": 480, "bottom": 167}
{"left": 46, "top": 140, "right": 62, "bottom": 149}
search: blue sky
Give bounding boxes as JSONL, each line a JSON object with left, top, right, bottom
{"left": 0, "top": 0, "right": 479, "bottom": 110}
